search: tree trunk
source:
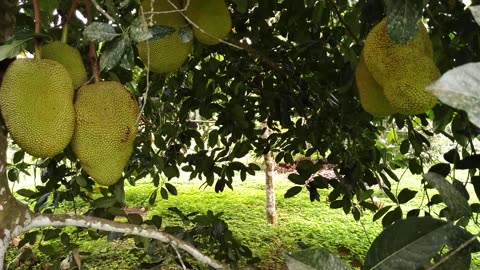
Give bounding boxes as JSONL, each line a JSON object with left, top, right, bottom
{"left": 262, "top": 122, "right": 277, "bottom": 225}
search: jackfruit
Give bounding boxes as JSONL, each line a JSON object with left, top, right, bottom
{"left": 363, "top": 18, "right": 434, "bottom": 86}
{"left": 137, "top": 0, "right": 193, "bottom": 73}
{"left": 184, "top": 0, "right": 232, "bottom": 45}
{"left": 42, "top": 41, "right": 88, "bottom": 89}
{"left": 361, "top": 17, "right": 439, "bottom": 115}
{"left": 383, "top": 54, "right": 440, "bottom": 115}
{"left": 72, "top": 81, "right": 139, "bottom": 186}
{"left": 0, "top": 59, "right": 75, "bottom": 157}
{"left": 355, "top": 52, "right": 395, "bottom": 117}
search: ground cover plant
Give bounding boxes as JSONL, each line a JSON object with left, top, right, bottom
{"left": 1, "top": 0, "right": 480, "bottom": 269}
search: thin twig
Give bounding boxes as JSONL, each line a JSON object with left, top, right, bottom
{"left": 168, "top": 0, "right": 243, "bottom": 50}
{"left": 64, "top": 0, "right": 80, "bottom": 27}
{"left": 172, "top": 244, "right": 188, "bottom": 270}
{"left": 326, "top": 0, "right": 361, "bottom": 46}
{"left": 426, "top": 234, "right": 479, "bottom": 270}
{"left": 90, "top": 0, "right": 115, "bottom": 22}
{"left": 33, "top": 0, "right": 42, "bottom": 58}
{"left": 85, "top": 0, "right": 100, "bottom": 83}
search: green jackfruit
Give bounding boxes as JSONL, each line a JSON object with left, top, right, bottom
{"left": 355, "top": 52, "right": 395, "bottom": 117}
{"left": 42, "top": 41, "right": 88, "bottom": 89}
{"left": 72, "top": 81, "right": 139, "bottom": 186}
{"left": 184, "top": 0, "right": 232, "bottom": 45}
{"left": 383, "top": 54, "right": 440, "bottom": 115}
{"left": 138, "top": 0, "right": 193, "bottom": 73}
{"left": 361, "top": 17, "right": 439, "bottom": 115}
{"left": 0, "top": 59, "right": 75, "bottom": 157}
{"left": 363, "top": 18, "right": 434, "bottom": 86}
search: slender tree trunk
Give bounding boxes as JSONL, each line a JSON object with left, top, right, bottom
{"left": 262, "top": 122, "right": 277, "bottom": 225}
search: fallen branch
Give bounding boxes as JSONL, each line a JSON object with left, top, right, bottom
{"left": 22, "top": 213, "right": 228, "bottom": 269}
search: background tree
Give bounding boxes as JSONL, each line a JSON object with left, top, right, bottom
{"left": 0, "top": 0, "right": 480, "bottom": 269}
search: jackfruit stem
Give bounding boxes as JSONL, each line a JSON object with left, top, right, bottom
{"left": 85, "top": 0, "right": 100, "bottom": 83}
{"left": 61, "top": 25, "right": 69, "bottom": 43}
{"left": 33, "top": 0, "right": 42, "bottom": 59}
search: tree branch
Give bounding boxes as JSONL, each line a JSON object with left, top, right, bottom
{"left": 25, "top": 213, "right": 228, "bottom": 269}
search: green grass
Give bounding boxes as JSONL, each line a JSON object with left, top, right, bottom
{"left": 6, "top": 169, "right": 480, "bottom": 269}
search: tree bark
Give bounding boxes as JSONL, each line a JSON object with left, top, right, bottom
{"left": 262, "top": 122, "right": 277, "bottom": 225}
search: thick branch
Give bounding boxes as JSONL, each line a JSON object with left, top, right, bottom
{"left": 25, "top": 214, "right": 228, "bottom": 269}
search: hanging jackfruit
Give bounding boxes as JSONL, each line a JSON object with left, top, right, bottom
{"left": 360, "top": 17, "right": 439, "bottom": 115}
{"left": 72, "top": 81, "right": 139, "bottom": 186}
{"left": 355, "top": 52, "right": 395, "bottom": 117}
{"left": 0, "top": 59, "right": 75, "bottom": 157}
{"left": 137, "top": 0, "right": 193, "bottom": 73}
{"left": 42, "top": 41, "right": 88, "bottom": 89}
{"left": 184, "top": 0, "right": 232, "bottom": 45}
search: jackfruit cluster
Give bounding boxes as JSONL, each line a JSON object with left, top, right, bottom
{"left": 138, "top": 0, "right": 193, "bottom": 73}
{"left": 0, "top": 59, "right": 75, "bottom": 157}
{"left": 42, "top": 41, "right": 88, "bottom": 89}
{"left": 72, "top": 81, "right": 139, "bottom": 186}
{"left": 137, "top": 0, "right": 232, "bottom": 73}
{"left": 356, "top": 17, "right": 440, "bottom": 116}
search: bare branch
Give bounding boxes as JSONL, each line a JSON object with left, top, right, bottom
{"left": 25, "top": 213, "right": 228, "bottom": 269}
{"left": 90, "top": 0, "right": 116, "bottom": 22}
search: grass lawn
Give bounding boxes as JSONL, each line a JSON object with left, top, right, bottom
{"left": 6, "top": 168, "right": 480, "bottom": 269}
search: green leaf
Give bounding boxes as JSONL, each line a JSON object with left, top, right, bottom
{"left": 381, "top": 206, "right": 402, "bottom": 227}
{"left": 99, "top": 36, "right": 128, "bottom": 71}
{"left": 178, "top": 26, "right": 193, "bottom": 43}
{"left": 74, "top": 175, "right": 88, "bottom": 187}
{"left": 285, "top": 248, "right": 349, "bottom": 270}
{"left": 129, "top": 16, "right": 152, "bottom": 42}
{"left": 408, "top": 159, "right": 423, "bottom": 175}
{"left": 16, "top": 189, "right": 36, "bottom": 198}
{"left": 149, "top": 25, "right": 176, "bottom": 41}
{"left": 384, "top": 0, "right": 426, "bottom": 43}
{"left": 0, "top": 38, "right": 28, "bottom": 61}
{"left": 92, "top": 197, "right": 117, "bottom": 208}
{"left": 427, "top": 63, "right": 480, "bottom": 129}
{"left": 429, "top": 163, "right": 451, "bottom": 177}
{"left": 288, "top": 173, "right": 306, "bottom": 185}
{"left": 373, "top": 206, "right": 393, "bottom": 222}
{"left": 12, "top": 150, "right": 24, "bottom": 164}
{"left": 39, "top": 244, "right": 56, "bottom": 256}
{"left": 148, "top": 189, "right": 157, "bottom": 205}
{"left": 397, "top": 188, "right": 417, "bottom": 204}
{"left": 399, "top": 139, "right": 410, "bottom": 155}
{"left": 423, "top": 172, "right": 471, "bottom": 220}
{"left": 444, "top": 149, "right": 460, "bottom": 164}
{"left": 83, "top": 22, "right": 120, "bottom": 42}
{"left": 160, "top": 187, "right": 168, "bottom": 200}
{"left": 232, "top": 0, "right": 248, "bottom": 13}
{"left": 284, "top": 186, "right": 302, "bottom": 198}
{"left": 359, "top": 189, "right": 374, "bottom": 202}
{"left": 364, "top": 217, "right": 455, "bottom": 270}
{"left": 165, "top": 183, "right": 177, "bottom": 195}
{"left": 456, "top": 155, "right": 480, "bottom": 169}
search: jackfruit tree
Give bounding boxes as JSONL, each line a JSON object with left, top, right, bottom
{"left": 0, "top": 0, "right": 479, "bottom": 269}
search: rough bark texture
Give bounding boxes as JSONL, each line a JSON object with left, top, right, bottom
{"left": 262, "top": 122, "right": 277, "bottom": 225}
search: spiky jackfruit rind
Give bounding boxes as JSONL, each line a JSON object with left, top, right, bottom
{"left": 363, "top": 18, "right": 433, "bottom": 86}
{"left": 0, "top": 59, "right": 75, "bottom": 157}
{"left": 42, "top": 41, "right": 88, "bottom": 89}
{"left": 355, "top": 52, "right": 395, "bottom": 117}
{"left": 138, "top": 0, "right": 193, "bottom": 73}
{"left": 184, "top": 0, "right": 232, "bottom": 45}
{"left": 383, "top": 54, "right": 440, "bottom": 115}
{"left": 72, "top": 81, "right": 139, "bottom": 186}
